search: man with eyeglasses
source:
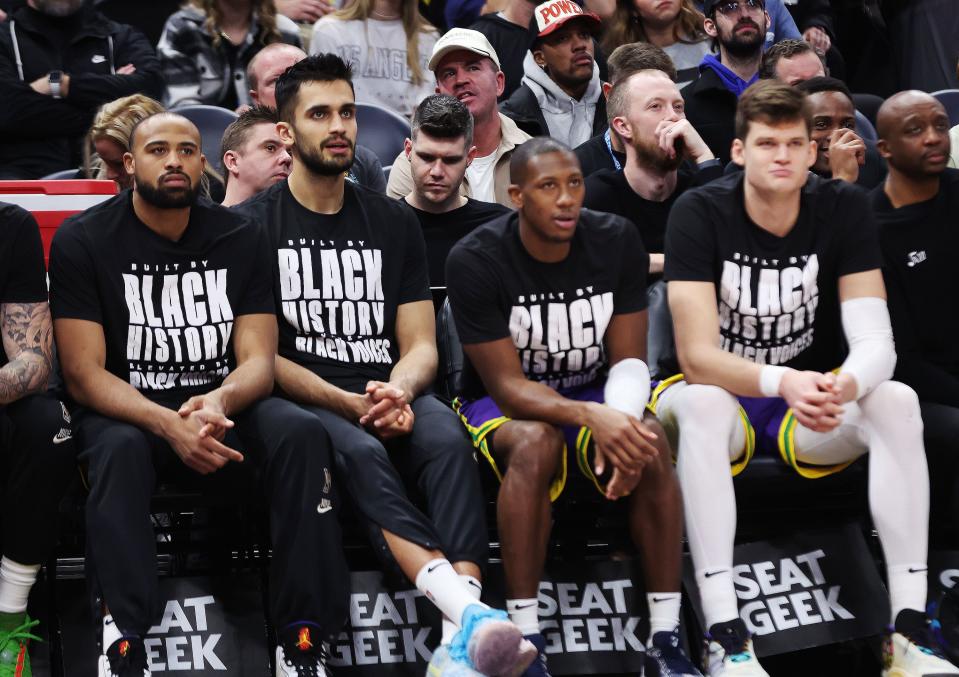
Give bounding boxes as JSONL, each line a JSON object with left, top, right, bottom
{"left": 681, "top": 0, "right": 769, "bottom": 164}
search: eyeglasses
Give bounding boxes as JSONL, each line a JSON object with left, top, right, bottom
{"left": 714, "top": 0, "right": 765, "bottom": 16}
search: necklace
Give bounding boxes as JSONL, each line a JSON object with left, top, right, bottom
{"left": 370, "top": 9, "right": 401, "bottom": 19}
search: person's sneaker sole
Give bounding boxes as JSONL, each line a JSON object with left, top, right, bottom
{"left": 883, "top": 671, "right": 959, "bottom": 677}
{"left": 468, "top": 622, "right": 537, "bottom": 676}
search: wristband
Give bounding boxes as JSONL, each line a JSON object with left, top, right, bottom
{"left": 759, "top": 365, "right": 789, "bottom": 397}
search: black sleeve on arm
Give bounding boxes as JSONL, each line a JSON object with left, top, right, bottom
{"left": 836, "top": 187, "right": 883, "bottom": 277}
{"left": 236, "top": 224, "right": 276, "bottom": 316}
{"left": 614, "top": 220, "right": 649, "bottom": 313}
{"left": 0, "top": 53, "right": 91, "bottom": 137}
{"left": 794, "top": 0, "right": 834, "bottom": 36}
{"left": 445, "top": 245, "right": 510, "bottom": 345}
{"left": 398, "top": 205, "right": 432, "bottom": 304}
{"left": 1, "top": 208, "right": 48, "bottom": 303}
{"left": 67, "top": 26, "right": 164, "bottom": 108}
{"left": 664, "top": 190, "right": 716, "bottom": 282}
{"left": 48, "top": 222, "right": 101, "bottom": 323}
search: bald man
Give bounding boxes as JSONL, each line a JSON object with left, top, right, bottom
{"left": 247, "top": 42, "right": 387, "bottom": 193}
{"left": 872, "top": 91, "right": 959, "bottom": 548}
{"left": 50, "top": 112, "right": 349, "bottom": 676}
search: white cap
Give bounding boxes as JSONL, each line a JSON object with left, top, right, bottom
{"left": 533, "top": 0, "right": 601, "bottom": 37}
{"left": 428, "top": 28, "right": 501, "bottom": 72}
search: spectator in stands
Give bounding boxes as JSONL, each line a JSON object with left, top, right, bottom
{"left": 585, "top": 69, "right": 721, "bottom": 276}
{"left": 499, "top": 0, "right": 605, "bottom": 147}
{"left": 388, "top": 29, "right": 532, "bottom": 207}
{"left": 82, "top": 94, "right": 226, "bottom": 201}
{"left": 446, "top": 137, "right": 700, "bottom": 677}
{"left": 660, "top": 80, "right": 958, "bottom": 677}
{"left": 309, "top": 0, "right": 439, "bottom": 119}
{"left": 758, "top": 37, "right": 825, "bottom": 84}
{"left": 681, "top": 0, "right": 769, "bottom": 164}
{"left": 275, "top": 0, "right": 335, "bottom": 24}
{"left": 574, "top": 41, "right": 678, "bottom": 177}
{"left": 784, "top": 0, "right": 833, "bottom": 56}
{"left": 871, "top": 91, "right": 959, "bottom": 541}
{"left": 795, "top": 76, "right": 885, "bottom": 188}
{"left": 600, "top": 0, "right": 710, "bottom": 89}
{"left": 0, "top": 203, "right": 75, "bottom": 677}
{"left": 50, "top": 112, "right": 350, "bottom": 677}
{"left": 0, "top": 0, "right": 163, "bottom": 179}
{"left": 220, "top": 106, "right": 292, "bottom": 207}
{"left": 403, "top": 95, "right": 509, "bottom": 286}
{"left": 246, "top": 42, "right": 387, "bottom": 193}
{"left": 83, "top": 94, "right": 166, "bottom": 190}
{"left": 158, "top": 0, "right": 302, "bottom": 110}
{"left": 232, "top": 54, "right": 537, "bottom": 677}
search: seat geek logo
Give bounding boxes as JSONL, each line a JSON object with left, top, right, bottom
{"left": 145, "top": 596, "right": 226, "bottom": 671}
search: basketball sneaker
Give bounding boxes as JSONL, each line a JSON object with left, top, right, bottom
{"left": 0, "top": 613, "right": 40, "bottom": 677}
{"left": 703, "top": 619, "right": 768, "bottom": 677}
{"left": 426, "top": 644, "right": 484, "bottom": 676}
{"left": 645, "top": 628, "right": 704, "bottom": 676}
{"left": 521, "top": 633, "right": 551, "bottom": 676}
{"left": 883, "top": 609, "right": 959, "bottom": 677}
{"left": 275, "top": 624, "right": 331, "bottom": 677}
{"left": 449, "top": 605, "right": 538, "bottom": 676}
{"left": 97, "top": 637, "right": 150, "bottom": 677}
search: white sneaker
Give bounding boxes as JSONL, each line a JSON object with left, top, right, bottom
{"left": 703, "top": 619, "right": 769, "bottom": 677}
{"left": 883, "top": 630, "right": 959, "bottom": 676}
{"left": 275, "top": 625, "right": 330, "bottom": 677}
{"left": 98, "top": 638, "right": 150, "bottom": 677}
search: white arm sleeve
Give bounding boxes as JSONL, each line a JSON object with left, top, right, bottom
{"left": 840, "top": 296, "right": 897, "bottom": 400}
{"left": 603, "top": 358, "right": 651, "bottom": 418}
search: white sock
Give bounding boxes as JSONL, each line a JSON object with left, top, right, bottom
{"left": 695, "top": 568, "right": 739, "bottom": 630}
{"left": 0, "top": 558, "right": 39, "bottom": 614}
{"left": 415, "top": 559, "right": 488, "bottom": 628}
{"left": 441, "top": 575, "right": 483, "bottom": 645}
{"left": 888, "top": 564, "right": 928, "bottom": 622}
{"left": 506, "top": 598, "right": 540, "bottom": 636}
{"left": 646, "top": 592, "right": 682, "bottom": 644}
{"left": 102, "top": 614, "right": 122, "bottom": 653}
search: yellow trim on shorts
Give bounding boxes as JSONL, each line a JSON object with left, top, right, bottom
{"left": 650, "top": 373, "right": 754, "bottom": 477}
{"left": 452, "top": 398, "right": 568, "bottom": 502}
{"left": 777, "top": 409, "right": 855, "bottom": 479}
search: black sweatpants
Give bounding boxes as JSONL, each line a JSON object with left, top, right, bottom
{"left": 299, "top": 394, "right": 488, "bottom": 571}
{"left": 0, "top": 393, "right": 76, "bottom": 564}
{"left": 76, "top": 396, "right": 349, "bottom": 637}
{"left": 921, "top": 401, "right": 959, "bottom": 544}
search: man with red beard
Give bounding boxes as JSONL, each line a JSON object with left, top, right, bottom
{"left": 681, "top": 0, "right": 769, "bottom": 164}
{"left": 584, "top": 69, "right": 722, "bottom": 278}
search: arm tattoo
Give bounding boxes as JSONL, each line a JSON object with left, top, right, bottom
{"left": 0, "top": 301, "right": 53, "bottom": 404}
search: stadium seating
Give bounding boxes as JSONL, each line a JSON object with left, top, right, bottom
{"left": 41, "top": 169, "right": 81, "bottom": 180}
{"left": 932, "top": 89, "right": 959, "bottom": 126}
{"left": 170, "top": 104, "right": 239, "bottom": 173}
{"left": 0, "top": 180, "right": 117, "bottom": 265}
{"left": 355, "top": 103, "right": 411, "bottom": 167}
{"left": 855, "top": 110, "right": 878, "bottom": 142}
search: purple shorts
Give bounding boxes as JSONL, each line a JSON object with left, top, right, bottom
{"left": 453, "top": 382, "right": 608, "bottom": 500}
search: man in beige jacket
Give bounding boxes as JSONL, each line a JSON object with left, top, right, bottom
{"left": 387, "top": 29, "right": 531, "bottom": 208}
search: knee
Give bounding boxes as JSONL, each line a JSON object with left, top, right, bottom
{"left": 501, "top": 422, "right": 564, "bottom": 483}
{"left": 673, "top": 384, "right": 739, "bottom": 423}
{"left": 83, "top": 424, "right": 152, "bottom": 486}
{"left": 6, "top": 394, "right": 69, "bottom": 435}
{"left": 865, "top": 380, "right": 920, "bottom": 413}
{"left": 272, "top": 409, "right": 331, "bottom": 460}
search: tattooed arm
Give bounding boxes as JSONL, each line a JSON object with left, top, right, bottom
{"left": 0, "top": 301, "right": 53, "bottom": 404}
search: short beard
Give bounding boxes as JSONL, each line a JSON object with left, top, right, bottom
{"left": 633, "top": 137, "right": 684, "bottom": 172}
{"left": 135, "top": 174, "right": 199, "bottom": 209}
{"left": 719, "top": 20, "right": 765, "bottom": 59}
{"left": 297, "top": 138, "right": 355, "bottom": 177}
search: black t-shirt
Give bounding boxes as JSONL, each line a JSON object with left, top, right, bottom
{"left": 0, "top": 203, "right": 48, "bottom": 366}
{"left": 233, "top": 181, "right": 431, "bottom": 394}
{"left": 49, "top": 193, "right": 275, "bottom": 402}
{"left": 584, "top": 163, "right": 724, "bottom": 256}
{"left": 446, "top": 209, "right": 649, "bottom": 396}
{"left": 665, "top": 173, "right": 881, "bottom": 371}
{"left": 871, "top": 169, "right": 959, "bottom": 406}
{"left": 574, "top": 132, "right": 626, "bottom": 178}
{"left": 404, "top": 197, "right": 510, "bottom": 286}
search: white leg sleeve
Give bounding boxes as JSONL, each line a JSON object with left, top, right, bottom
{"left": 658, "top": 382, "right": 744, "bottom": 628}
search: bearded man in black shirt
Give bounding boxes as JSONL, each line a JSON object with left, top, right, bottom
{"left": 50, "top": 113, "right": 349, "bottom": 677}
{"left": 660, "top": 81, "right": 956, "bottom": 677}
{"left": 403, "top": 94, "right": 509, "bottom": 287}
{"left": 233, "top": 54, "right": 536, "bottom": 677}
{"left": 871, "top": 90, "right": 959, "bottom": 544}
{"left": 446, "top": 137, "right": 701, "bottom": 677}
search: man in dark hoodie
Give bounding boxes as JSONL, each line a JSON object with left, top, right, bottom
{"left": 681, "top": 0, "right": 768, "bottom": 164}
{"left": 0, "top": 0, "right": 163, "bottom": 178}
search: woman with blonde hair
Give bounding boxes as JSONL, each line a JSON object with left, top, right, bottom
{"left": 310, "top": 0, "right": 439, "bottom": 118}
{"left": 600, "top": 0, "right": 711, "bottom": 88}
{"left": 84, "top": 94, "right": 223, "bottom": 199}
{"left": 158, "top": 0, "right": 302, "bottom": 110}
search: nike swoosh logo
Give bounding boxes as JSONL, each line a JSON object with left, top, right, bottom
{"left": 104, "top": 618, "right": 114, "bottom": 626}
{"left": 652, "top": 596, "right": 675, "bottom": 603}
{"left": 427, "top": 564, "right": 448, "bottom": 573}
{"left": 704, "top": 569, "right": 727, "bottom": 578}
{"left": 316, "top": 500, "right": 333, "bottom": 514}
{"left": 908, "top": 567, "right": 928, "bottom": 574}
{"left": 52, "top": 429, "right": 72, "bottom": 444}
{"left": 514, "top": 602, "right": 537, "bottom": 609}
